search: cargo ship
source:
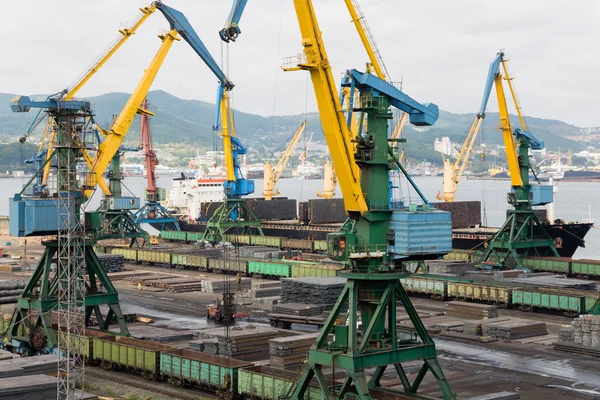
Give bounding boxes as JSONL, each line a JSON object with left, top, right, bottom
{"left": 159, "top": 176, "right": 592, "bottom": 258}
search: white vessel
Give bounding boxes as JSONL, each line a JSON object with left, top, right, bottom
{"left": 163, "top": 174, "right": 225, "bottom": 221}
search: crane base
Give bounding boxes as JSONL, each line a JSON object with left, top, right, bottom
{"left": 478, "top": 209, "right": 559, "bottom": 270}
{"left": 201, "top": 199, "right": 263, "bottom": 243}
{"left": 2, "top": 241, "right": 130, "bottom": 351}
{"left": 134, "top": 201, "right": 180, "bottom": 231}
{"left": 288, "top": 272, "right": 455, "bottom": 400}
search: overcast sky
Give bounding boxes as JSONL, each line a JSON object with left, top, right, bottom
{"left": 2, "top": 0, "right": 599, "bottom": 127}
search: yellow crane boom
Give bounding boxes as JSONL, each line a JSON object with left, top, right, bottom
{"left": 263, "top": 121, "right": 307, "bottom": 200}
{"left": 285, "top": 0, "right": 367, "bottom": 215}
{"left": 84, "top": 29, "right": 181, "bottom": 198}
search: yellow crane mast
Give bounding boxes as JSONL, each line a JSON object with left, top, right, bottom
{"left": 264, "top": 122, "right": 307, "bottom": 200}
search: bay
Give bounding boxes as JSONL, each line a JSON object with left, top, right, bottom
{"left": 1, "top": 175, "right": 597, "bottom": 259}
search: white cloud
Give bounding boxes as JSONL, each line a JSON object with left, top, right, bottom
{"left": 1, "top": 0, "right": 598, "bottom": 126}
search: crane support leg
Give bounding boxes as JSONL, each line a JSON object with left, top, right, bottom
{"left": 201, "top": 199, "right": 263, "bottom": 243}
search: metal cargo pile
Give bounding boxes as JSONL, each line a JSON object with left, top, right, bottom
{"left": 556, "top": 315, "right": 600, "bottom": 356}
{"left": 445, "top": 301, "right": 498, "bottom": 319}
{"left": 268, "top": 333, "right": 320, "bottom": 369}
{"left": 280, "top": 277, "right": 346, "bottom": 309}
{"left": 481, "top": 318, "right": 547, "bottom": 339}
{"left": 96, "top": 254, "right": 124, "bottom": 273}
{"left": 425, "top": 260, "right": 475, "bottom": 276}
{"left": 272, "top": 303, "right": 322, "bottom": 317}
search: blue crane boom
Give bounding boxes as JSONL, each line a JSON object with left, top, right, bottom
{"left": 220, "top": 0, "right": 248, "bottom": 42}
{"left": 156, "top": 2, "right": 234, "bottom": 91}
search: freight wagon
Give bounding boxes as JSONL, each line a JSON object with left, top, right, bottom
{"left": 313, "top": 240, "right": 327, "bottom": 252}
{"left": 290, "top": 262, "right": 340, "bottom": 278}
{"left": 522, "top": 257, "right": 571, "bottom": 274}
{"left": 571, "top": 259, "right": 600, "bottom": 278}
{"left": 208, "top": 258, "right": 249, "bottom": 275}
{"left": 282, "top": 238, "right": 313, "bottom": 251}
{"left": 248, "top": 260, "right": 291, "bottom": 279}
{"left": 171, "top": 254, "right": 209, "bottom": 270}
{"left": 137, "top": 250, "right": 172, "bottom": 266}
{"left": 237, "top": 365, "right": 324, "bottom": 400}
{"left": 511, "top": 288, "right": 587, "bottom": 317}
{"left": 249, "top": 235, "right": 282, "bottom": 248}
{"left": 400, "top": 277, "right": 448, "bottom": 300}
{"left": 55, "top": 329, "right": 111, "bottom": 364}
{"left": 93, "top": 336, "right": 174, "bottom": 380}
{"left": 160, "top": 348, "right": 252, "bottom": 396}
{"left": 106, "top": 247, "right": 138, "bottom": 262}
{"left": 160, "top": 230, "right": 188, "bottom": 242}
{"left": 447, "top": 281, "right": 513, "bottom": 307}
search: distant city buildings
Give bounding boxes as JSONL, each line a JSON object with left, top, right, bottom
{"left": 434, "top": 137, "right": 453, "bottom": 156}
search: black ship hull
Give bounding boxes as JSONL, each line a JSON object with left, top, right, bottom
{"left": 451, "top": 223, "right": 593, "bottom": 258}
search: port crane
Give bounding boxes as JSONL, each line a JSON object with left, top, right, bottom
{"left": 201, "top": 86, "right": 264, "bottom": 242}
{"left": 436, "top": 53, "right": 502, "bottom": 202}
{"left": 264, "top": 122, "right": 307, "bottom": 200}
{"left": 282, "top": 1, "right": 454, "bottom": 399}
{"left": 478, "top": 51, "right": 559, "bottom": 270}
{"left": 5, "top": 0, "right": 231, "bottom": 356}
{"left": 220, "top": 0, "right": 248, "bottom": 42}
{"left": 133, "top": 99, "right": 180, "bottom": 231}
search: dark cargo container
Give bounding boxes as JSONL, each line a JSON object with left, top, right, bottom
{"left": 307, "top": 199, "right": 346, "bottom": 224}
{"left": 432, "top": 201, "right": 481, "bottom": 229}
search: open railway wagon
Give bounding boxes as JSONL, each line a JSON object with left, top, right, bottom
{"left": 401, "top": 275, "right": 599, "bottom": 316}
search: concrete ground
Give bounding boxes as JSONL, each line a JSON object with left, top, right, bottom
{"left": 1, "top": 239, "right": 600, "bottom": 399}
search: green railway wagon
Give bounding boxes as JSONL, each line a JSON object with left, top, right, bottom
{"left": 0, "top": 319, "right": 26, "bottom": 336}
{"left": 291, "top": 263, "right": 339, "bottom": 277}
{"left": 171, "top": 254, "right": 209, "bottom": 270}
{"left": 248, "top": 260, "right": 291, "bottom": 278}
{"left": 160, "top": 230, "right": 188, "bottom": 242}
{"left": 95, "top": 245, "right": 106, "bottom": 254}
{"left": 313, "top": 240, "right": 327, "bottom": 252}
{"left": 400, "top": 277, "right": 447, "bottom": 299}
{"left": 55, "top": 329, "right": 112, "bottom": 362}
{"left": 93, "top": 336, "right": 174, "bottom": 380}
{"left": 160, "top": 349, "right": 252, "bottom": 394}
{"left": 447, "top": 281, "right": 512, "bottom": 306}
{"left": 249, "top": 235, "right": 282, "bottom": 248}
{"left": 107, "top": 247, "right": 138, "bottom": 262}
{"left": 137, "top": 250, "right": 171, "bottom": 265}
{"left": 511, "top": 288, "right": 586, "bottom": 316}
{"left": 522, "top": 257, "right": 571, "bottom": 274}
{"left": 186, "top": 232, "right": 204, "bottom": 242}
{"left": 571, "top": 259, "right": 600, "bottom": 277}
{"left": 208, "top": 258, "right": 248, "bottom": 274}
{"left": 238, "top": 366, "right": 324, "bottom": 400}
{"left": 225, "top": 234, "right": 251, "bottom": 245}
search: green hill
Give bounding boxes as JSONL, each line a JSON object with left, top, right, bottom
{"left": 0, "top": 91, "right": 595, "bottom": 164}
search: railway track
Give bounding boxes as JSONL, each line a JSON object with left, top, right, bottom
{"left": 86, "top": 368, "right": 213, "bottom": 400}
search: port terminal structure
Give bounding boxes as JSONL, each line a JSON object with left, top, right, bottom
{"left": 3, "top": 0, "right": 235, "bottom": 366}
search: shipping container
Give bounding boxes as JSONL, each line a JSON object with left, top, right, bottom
{"left": 247, "top": 198, "right": 297, "bottom": 220}
{"left": 107, "top": 247, "right": 138, "bottom": 262}
{"left": 447, "top": 282, "right": 512, "bottom": 306}
{"left": 511, "top": 288, "right": 586, "bottom": 315}
{"left": 390, "top": 207, "right": 452, "bottom": 259}
{"left": 571, "top": 259, "right": 600, "bottom": 277}
{"left": 431, "top": 201, "right": 481, "bottom": 229}
{"left": 249, "top": 235, "right": 282, "bottom": 248}
{"left": 171, "top": 254, "right": 209, "bottom": 270}
{"left": 282, "top": 238, "right": 313, "bottom": 251}
{"left": 208, "top": 258, "right": 248, "bottom": 274}
{"left": 401, "top": 277, "right": 448, "bottom": 299}
{"left": 248, "top": 260, "right": 291, "bottom": 278}
{"left": 92, "top": 336, "right": 173, "bottom": 379}
{"left": 160, "top": 230, "right": 188, "bottom": 242}
{"left": 313, "top": 240, "right": 327, "bottom": 252}
{"left": 307, "top": 198, "right": 346, "bottom": 224}
{"left": 238, "top": 366, "right": 323, "bottom": 400}
{"left": 160, "top": 349, "right": 252, "bottom": 393}
{"left": 522, "top": 257, "right": 570, "bottom": 274}
{"left": 291, "top": 263, "right": 339, "bottom": 278}
{"left": 137, "top": 250, "right": 171, "bottom": 265}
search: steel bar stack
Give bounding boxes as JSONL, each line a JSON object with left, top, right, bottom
{"left": 463, "top": 318, "right": 512, "bottom": 335}
{"left": 445, "top": 301, "right": 499, "bottom": 319}
{"left": 425, "top": 260, "right": 475, "bottom": 276}
{"left": 555, "top": 315, "right": 600, "bottom": 356}
{"left": 268, "top": 333, "right": 319, "bottom": 369}
{"left": 96, "top": 254, "right": 124, "bottom": 273}
{"left": 481, "top": 318, "right": 547, "bottom": 339}
{"left": 201, "top": 277, "right": 251, "bottom": 293}
{"left": 272, "top": 303, "right": 322, "bottom": 316}
{"left": 280, "top": 277, "right": 346, "bottom": 309}
{"left": 218, "top": 331, "right": 283, "bottom": 361}
{"left": 251, "top": 282, "right": 281, "bottom": 298}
